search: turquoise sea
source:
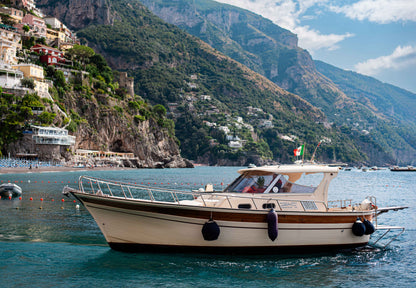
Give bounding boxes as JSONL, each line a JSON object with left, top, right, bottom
{"left": 0, "top": 167, "right": 415, "bottom": 287}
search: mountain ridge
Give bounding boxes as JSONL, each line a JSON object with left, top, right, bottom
{"left": 36, "top": 0, "right": 414, "bottom": 165}
{"left": 135, "top": 0, "right": 416, "bottom": 164}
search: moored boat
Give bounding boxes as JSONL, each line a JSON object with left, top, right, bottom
{"left": 390, "top": 166, "right": 416, "bottom": 172}
{"left": 63, "top": 164, "right": 407, "bottom": 253}
{"left": 0, "top": 183, "right": 22, "bottom": 198}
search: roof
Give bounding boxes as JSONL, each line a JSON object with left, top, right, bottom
{"left": 31, "top": 44, "right": 62, "bottom": 53}
{"left": 238, "top": 164, "right": 340, "bottom": 175}
{"left": 31, "top": 125, "right": 68, "bottom": 132}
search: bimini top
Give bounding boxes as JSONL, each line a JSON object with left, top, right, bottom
{"left": 238, "top": 164, "right": 340, "bottom": 175}
{"left": 225, "top": 164, "right": 340, "bottom": 196}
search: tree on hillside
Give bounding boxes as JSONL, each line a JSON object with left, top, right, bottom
{"left": 23, "top": 25, "right": 30, "bottom": 34}
{"left": 67, "top": 45, "right": 95, "bottom": 67}
{"left": 21, "top": 77, "right": 35, "bottom": 89}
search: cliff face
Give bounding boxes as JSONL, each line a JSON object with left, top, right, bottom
{"left": 37, "top": 0, "right": 114, "bottom": 29}
{"left": 67, "top": 92, "right": 192, "bottom": 168}
{"left": 35, "top": 1, "right": 193, "bottom": 168}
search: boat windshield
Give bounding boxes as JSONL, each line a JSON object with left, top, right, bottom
{"left": 224, "top": 173, "right": 317, "bottom": 194}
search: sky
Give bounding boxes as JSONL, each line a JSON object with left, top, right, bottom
{"left": 214, "top": 0, "right": 416, "bottom": 94}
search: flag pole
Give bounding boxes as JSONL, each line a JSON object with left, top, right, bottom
{"left": 302, "top": 144, "right": 305, "bottom": 164}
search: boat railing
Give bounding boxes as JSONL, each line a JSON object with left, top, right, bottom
{"left": 72, "top": 176, "right": 329, "bottom": 212}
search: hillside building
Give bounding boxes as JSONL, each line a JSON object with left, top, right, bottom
{"left": 31, "top": 125, "right": 76, "bottom": 146}
{"left": 228, "top": 140, "right": 243, "bottom": 149}
{"left": 12, "top": 63, "right": 44, "bottom": 80}
{"left": 10, "top": 0, "right": 36, "bottom": 11}
{"left": 21, "top": 14, "right": 46, "bottom": 38}
{"left": 119, "top": 72, "right": 134, "bottom": 97}
{"left": 0, "top": 24, "right": 21, "bottom": 64}
{"left": 12, "top": 63, "right": 51, "bottom": 97}
{"left": 0, "top": 7, "right": 24, "bottom": 23}
{"left": 0, "top": 62, "right": 23, "bottom": 88}
{"left": 46, "top": 28, "right": 66, "bottom": 43}
{"left": 30, "top": 44, "right": 67, "bottom": 66}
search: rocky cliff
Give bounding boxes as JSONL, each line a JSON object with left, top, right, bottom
{"left": 37, "top": 0, "right": 114, "bottom": 29}
{"left": 68, "top": 93, "right": 192, "bottom": 168}
{"left": 34, "top": 0, "right": 194, "bottom": 168}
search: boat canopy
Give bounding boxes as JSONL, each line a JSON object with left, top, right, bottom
{"left": 223, "top": 165, "right": 340, "bottom": 196}
{"left": 238, "top": 165, "right": 339, "bottom": 182}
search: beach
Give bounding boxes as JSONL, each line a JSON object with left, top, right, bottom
{"left": 0, "top": 165, "right": 135, "bottom": 174}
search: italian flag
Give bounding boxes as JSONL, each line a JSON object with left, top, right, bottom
{"left": 293, "top": 145, "right": 304, "bottom": 156}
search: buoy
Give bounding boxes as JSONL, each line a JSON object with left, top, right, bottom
{"left": 267, "top": 209, "right": 278, "bottom": 241}
{"left": 202, "top": 219, "right": 220, "bottom": 241}
{"left": 75, "top": 204, "right": 80, "bottom": 210}
{"left": 30, "top": 197, "right": 33, "bottom": 201}
{"left": 352, "top": 218, "right": 366, "bottom": 236}
{"left": 363, "top": 219, "right": 375, "bottom": 235}
{"left": 8, "top": 196, "right": 12, "bottom": 200}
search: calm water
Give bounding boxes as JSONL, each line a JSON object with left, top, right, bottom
{"left": 0, "top": 167, "right": 415, "bottom": 287}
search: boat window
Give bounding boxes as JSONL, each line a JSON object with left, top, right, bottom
{"left": 238, "top": 204, "right": 252, "bottom": 209}
{"left": 224, "top": 172, "right": 318, "bottom": 194}
{"left": 225, "top": 173, "right": 278, "bottom": 193}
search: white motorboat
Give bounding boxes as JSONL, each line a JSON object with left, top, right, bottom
{"left": 0, "top": 183, "right": 22, "bottom": 198}
{"left": 63, "top": 164, "right": 407, "bottom": 253}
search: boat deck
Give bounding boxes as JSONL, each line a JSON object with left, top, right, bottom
{"left": 64, "top": 176, "right": 372, "bottom": 214}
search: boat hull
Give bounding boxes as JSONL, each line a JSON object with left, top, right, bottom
{"left": 72, "top": 192, "right": 372, "bottom": 253}
{"left": 0, "top": 183, "right": 22, "bottom": 198}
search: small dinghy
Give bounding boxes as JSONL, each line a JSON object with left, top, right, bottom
{"left": 0, "top": 183, "right": 22, "bottom": 198}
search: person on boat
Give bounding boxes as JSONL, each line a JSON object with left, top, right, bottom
{"left": 282, "top": 181, "right": 293, "bottom": 192}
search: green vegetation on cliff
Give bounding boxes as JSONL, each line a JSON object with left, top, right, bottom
{"left": 0, "top": 46, "right": 177, "bottom": 159}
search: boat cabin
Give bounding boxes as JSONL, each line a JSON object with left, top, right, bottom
{"left": 225, "top": 172, "right": 316, "bottom": 194}
{"left": 222, "top": 165, "right": 340, "bottom": 206}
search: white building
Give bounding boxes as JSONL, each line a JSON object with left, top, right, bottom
{"left": 226, "top": 135, "right": 240, "bottom": 141}
{"left": 228, "top": 140, "right": 243, "bottom": 149}
{"left": 43, "top": 17, "right": 62, "bottom": 30}
{"left": 0, "top": 62, "right": 23, "bottom": 88}
{"left": 259, "top": 119, "right": 273, "bottom": 128}
{"left": 218, "top": 126, "right": 230, "bottom": 134}
{"left": 31, "top": 125, "right": 76, "bottom": 146}
{"left": 235, "top": 117, "right": 243, "bottom": 123}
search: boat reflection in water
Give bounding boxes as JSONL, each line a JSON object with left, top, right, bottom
{"left": 63, "top": 164, "right": 407, "bottom": 254}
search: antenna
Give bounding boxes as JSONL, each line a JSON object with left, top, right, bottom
{"left": 310, "top": 141, "right": 322, "bottom": 163}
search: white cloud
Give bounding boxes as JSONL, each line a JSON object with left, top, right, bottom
{"left": 214, "top": 0, "right": 352, "bottom": 53}
{"left": 355, "top": 45, "right": 416, "bottom": 75}
{"left": 330, "top": 0, "right": 416, "bottom": 24}
{"left": 293, "top": 26, "right": 353, "bottom": 52}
